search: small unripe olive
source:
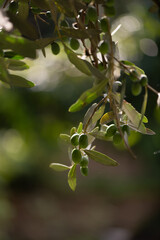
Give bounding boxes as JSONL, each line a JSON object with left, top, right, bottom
{"left": 9, "top": 1, "right": 18, "bottom": 14}
{"left": 70, "top": 38, "right": 80, "bottom": 50}
{"left": 60, "top": 19, "right": 69, "bottom": 28}
{"left": 80, "top": 155, "right": 89, "bottom": 167}
{"left": 72, "top": 148, "right": 82, "bottom": 164}
{"left": 98, "top": 40, "right": 109, "bottom": 55}
{"left": 140, "top": 74, "right": 148, "bottom": 87}
{"left": 100, "top": 17, "right": 108, "bottom": 33}
{"left": 131, "top": 83, "right": 142, "bottom": 96}
{"left": 113, "top": 132, "right": 122, "bottom": 144}
{"left": 103, "top": 6, "right": 115, "bottom": 17}
{"left": 51, "top": 42, "right": 60, "bottom": 55}
{"left": 121, "top": 125, "right": 130, "bottom": 135}
{"left": 87, "top": 6, "right": 98, "bottom": 22}
{"left": 79, "top": 134, "right": 88, "bottom": 148}
{"left": 70, "top": 133, "right": 79, "bottom": 146}
{"left": 105, "top": 124, "right": 117, "bottom": 137}
{"left": 130, "top": 69, "right": 139, "bottom": 82}
{"left": 80, "top": 166, "right": 88, "bottom": 176}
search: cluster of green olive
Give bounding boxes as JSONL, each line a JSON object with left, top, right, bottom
{"left": 105, "top": 123, "right": 130, "bottom": 144}
{"left": 130, "top": 70, "right": 148, "bottom": 96}
{"left": 70, "top": 130, "right": 89, "bottom": 176}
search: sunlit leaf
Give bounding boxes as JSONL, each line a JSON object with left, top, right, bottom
{"left": 84, "top": 149, "right": 118, "bottom": 166}
{"left": 87, "top": 104, "right": 105, "bottom": 131}
{"left": 50, "top": 163, "right": 70, "bottom": 171}
{"left": 64, "top": 46, "right": 92, "bottom": 76}
{"left": 68, "top": 164, "right": 77, "bottom": 191}
{"left": 59, "top": 134, "right": 70, "bottom": 143}
{"left": 69, "top": 78, "right": 108, "bottom": 112}
{"left": 77, "top": 122, "right": 83, "bottom": 133}
{"left": 0, "top": 74, "right": 34, "bottom": 88}
{"left": 6, "top": 59, "right": 29, "bottom": 70}
{"left": 100, "top": 111, "right": 114, "bottom": 124}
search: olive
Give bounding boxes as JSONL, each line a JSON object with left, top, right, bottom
{"left": 80, "top": 166, "right": 88, "bottom": 176}
{"left": 70, "top": 38, "right": 80, "bottom": 50}
{"left": 121, "top": 125, "right": 130, "bottom": 135}
{"left": 70, "top": 133, "right": 79, "bottom": 146}
{"left": 87, "top": 6, "right": 97, "bottom": 22}
{"left": 51, "top": 42, "right": 60, "bottom": 55}
{"left": 131, "top": 83, "right": 142, "bottom": 96}
{"left": 100, "top": 17, "right": 108, "bottom": 33}
{"left": 9, "top": 1, "right": 18, "bottom": 14}
{"left": 105, "top": 124, "right": 117, "bottom": 137}
{"left": 140, "top": 74, "right": 148, "bottom": 87}
{"left": 130, "top": 69, "right": 139, "bottom": 82}
{"left": 79, "top": 134, "right": 88, "bottom": 148}
{"left": 113, "top": 132, "right": 122, "bottom": 144}
{"left": 98, "top": 40, "right": 109, "bottom": 55}
{"left": 80, "top": 155, "right": 89, "bottom": 167}
{"left": 72, "top": 148, "right": 82, "bottom": 164}
{"left": 103, "top": 6, "right": 115, "bottom": 17}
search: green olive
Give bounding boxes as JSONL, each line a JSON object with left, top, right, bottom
{"left": 79, "top": 134, "right": 88, "bottom": 148}
{"left": 9, "top": 1, "right": 18, "bottom": 14}
{"left": 121, "top": 125, "right": 130, "bottom": 135}
{"left": 80, "top": 166, "right": 88, "bottom": 176}
{"left": 100, "top": 17, "right": 109, "bottom": 33}
{"left": 140, "top": 74, "right": 148, "bottom": 87}
{"left": 105, "top": 124, "right": 117, "bottom": 137}
{"left": 87, "top": 6, "right": 98, "bottom": 22}
{"left": 113, "top": 132, "right": 122, "bottom": 144}
{"left": 130, "top": 69, "right": 139, "bottom": 82}
{"left": 70, "top": 133, "right": 79, "bottom": 146}
{"left": 80, "top": 155, "right": 89, "bottom": 167}
{"left": 131, "top": 83, "right": 142, "bottom": 96}
{"left": 70, "top": 38, "right": 80, "bottom": 50}
{"left": 51, "top": 42, "right": 60, "bottom": 55}
{"left": 98, "top": 40, "right": 109, "bottom": 55}
{"left": 72, "top": 148, "right": 82, "bottom": 164}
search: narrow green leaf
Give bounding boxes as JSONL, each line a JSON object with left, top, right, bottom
{"left": 68, "top": 164, "right": 77, "bottom": 191}
{"left": 121, "top": 60, "right": 135, "bottom": 66}
{"left": 84, "top": 149, "right": 118, "bottom": 166}
{"left": 50, "top": 163, "right": 70, "bottom": 172}
{"left": 0, "top": 74, "right": 34, "bottom": 88}
{"left": 84, "top": 60, "right": 106, "bottom": 81}
{"left": 89, "top": 127, "right": 112, "bottom": 142}
{"left": 138, "top": 86, "right": 148, "bottom": 129}
{"left": 6, "top": 59, "right": 29, "bottom": 70}
{"left": 77, "top": 122, "right": 83, "bottom": 133}
{"left": 87, "top": 104, "right": 105, "bottom": 131}
{"left": 69, "top": 78, "right": 108, "bottom": 112}
{"left": 64, "top": 46, "right": 92, "bottom": 76}
{"left": 59, "top": 134, "right": 70, "bottom": 143}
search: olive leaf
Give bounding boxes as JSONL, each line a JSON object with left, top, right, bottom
{"left": 0, "top": 73, "right": 34, "bottom": 88}
{"left": 68, "top": 163, "right": 77, "bottom": 191}
{"left": 59, "top": 134, "right": 71, "bottom": 143}
{"left": 84, "top": 149, "right": 119, "bottom": 166}
{"left": 5, "top": 59, "right": 29, "bottom": 71}
{"left": 50, "top": 163, "right": 70, "bottom": 171}
{"left": 100, "top": 111, "right": 114, "bottom": 124}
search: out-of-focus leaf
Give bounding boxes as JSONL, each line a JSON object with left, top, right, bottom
{"left": 120, "top": 78, "right": 126, "bottom": 108}
{"left": 0, "top": 32, "right": 37, "bottom": 58}
{"left": 8, "top": 12, "right": 39, "bottom": 40}
{"left": 84, "top": 149, "right": 118, "bottom": 166}
{"left": 3, "top": 51, "right": 25, "bottom": 60}
{"left": 50, "top": 163, "right": 70, "bottom": 171}
{"left": 100, "top": 111, "right": 114, "bottom": 124}
{"left": 146, "top": 128, "right": 156, "bottom": 135}
{"left": 0, "top": 74, "right": 34, "bottom": 88}
{"left": 18, "top": 0, "right": 29, "bottom": 21}
{"left": 68, "top": 164, "right": 77, "bottom": 191}
{"left": 59, "top": 134, "right": 70, "bottom": 143}
{"left": 36, "top": 37, "right": 56, "bottom": 49}
{"left": 61, "top": 27, "right": 100, "bottom": 40}
{"left": 64, "top": 46, "right": 92, "bottom": 76}
{"left": 77, "top": 122, "right": 83, "bottom": 133}
{"left": 30, "top": 0, "right": 50, "bottom": 10}
{"left": 6, "top": 59, "right": 29, "bottom": 70}
{"left": 69, "top": 78, "right": 108, "bottom": 112}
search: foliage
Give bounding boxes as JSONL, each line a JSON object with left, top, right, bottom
{"left": 0, "top": 0, "right": 159, "bottom": 190}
